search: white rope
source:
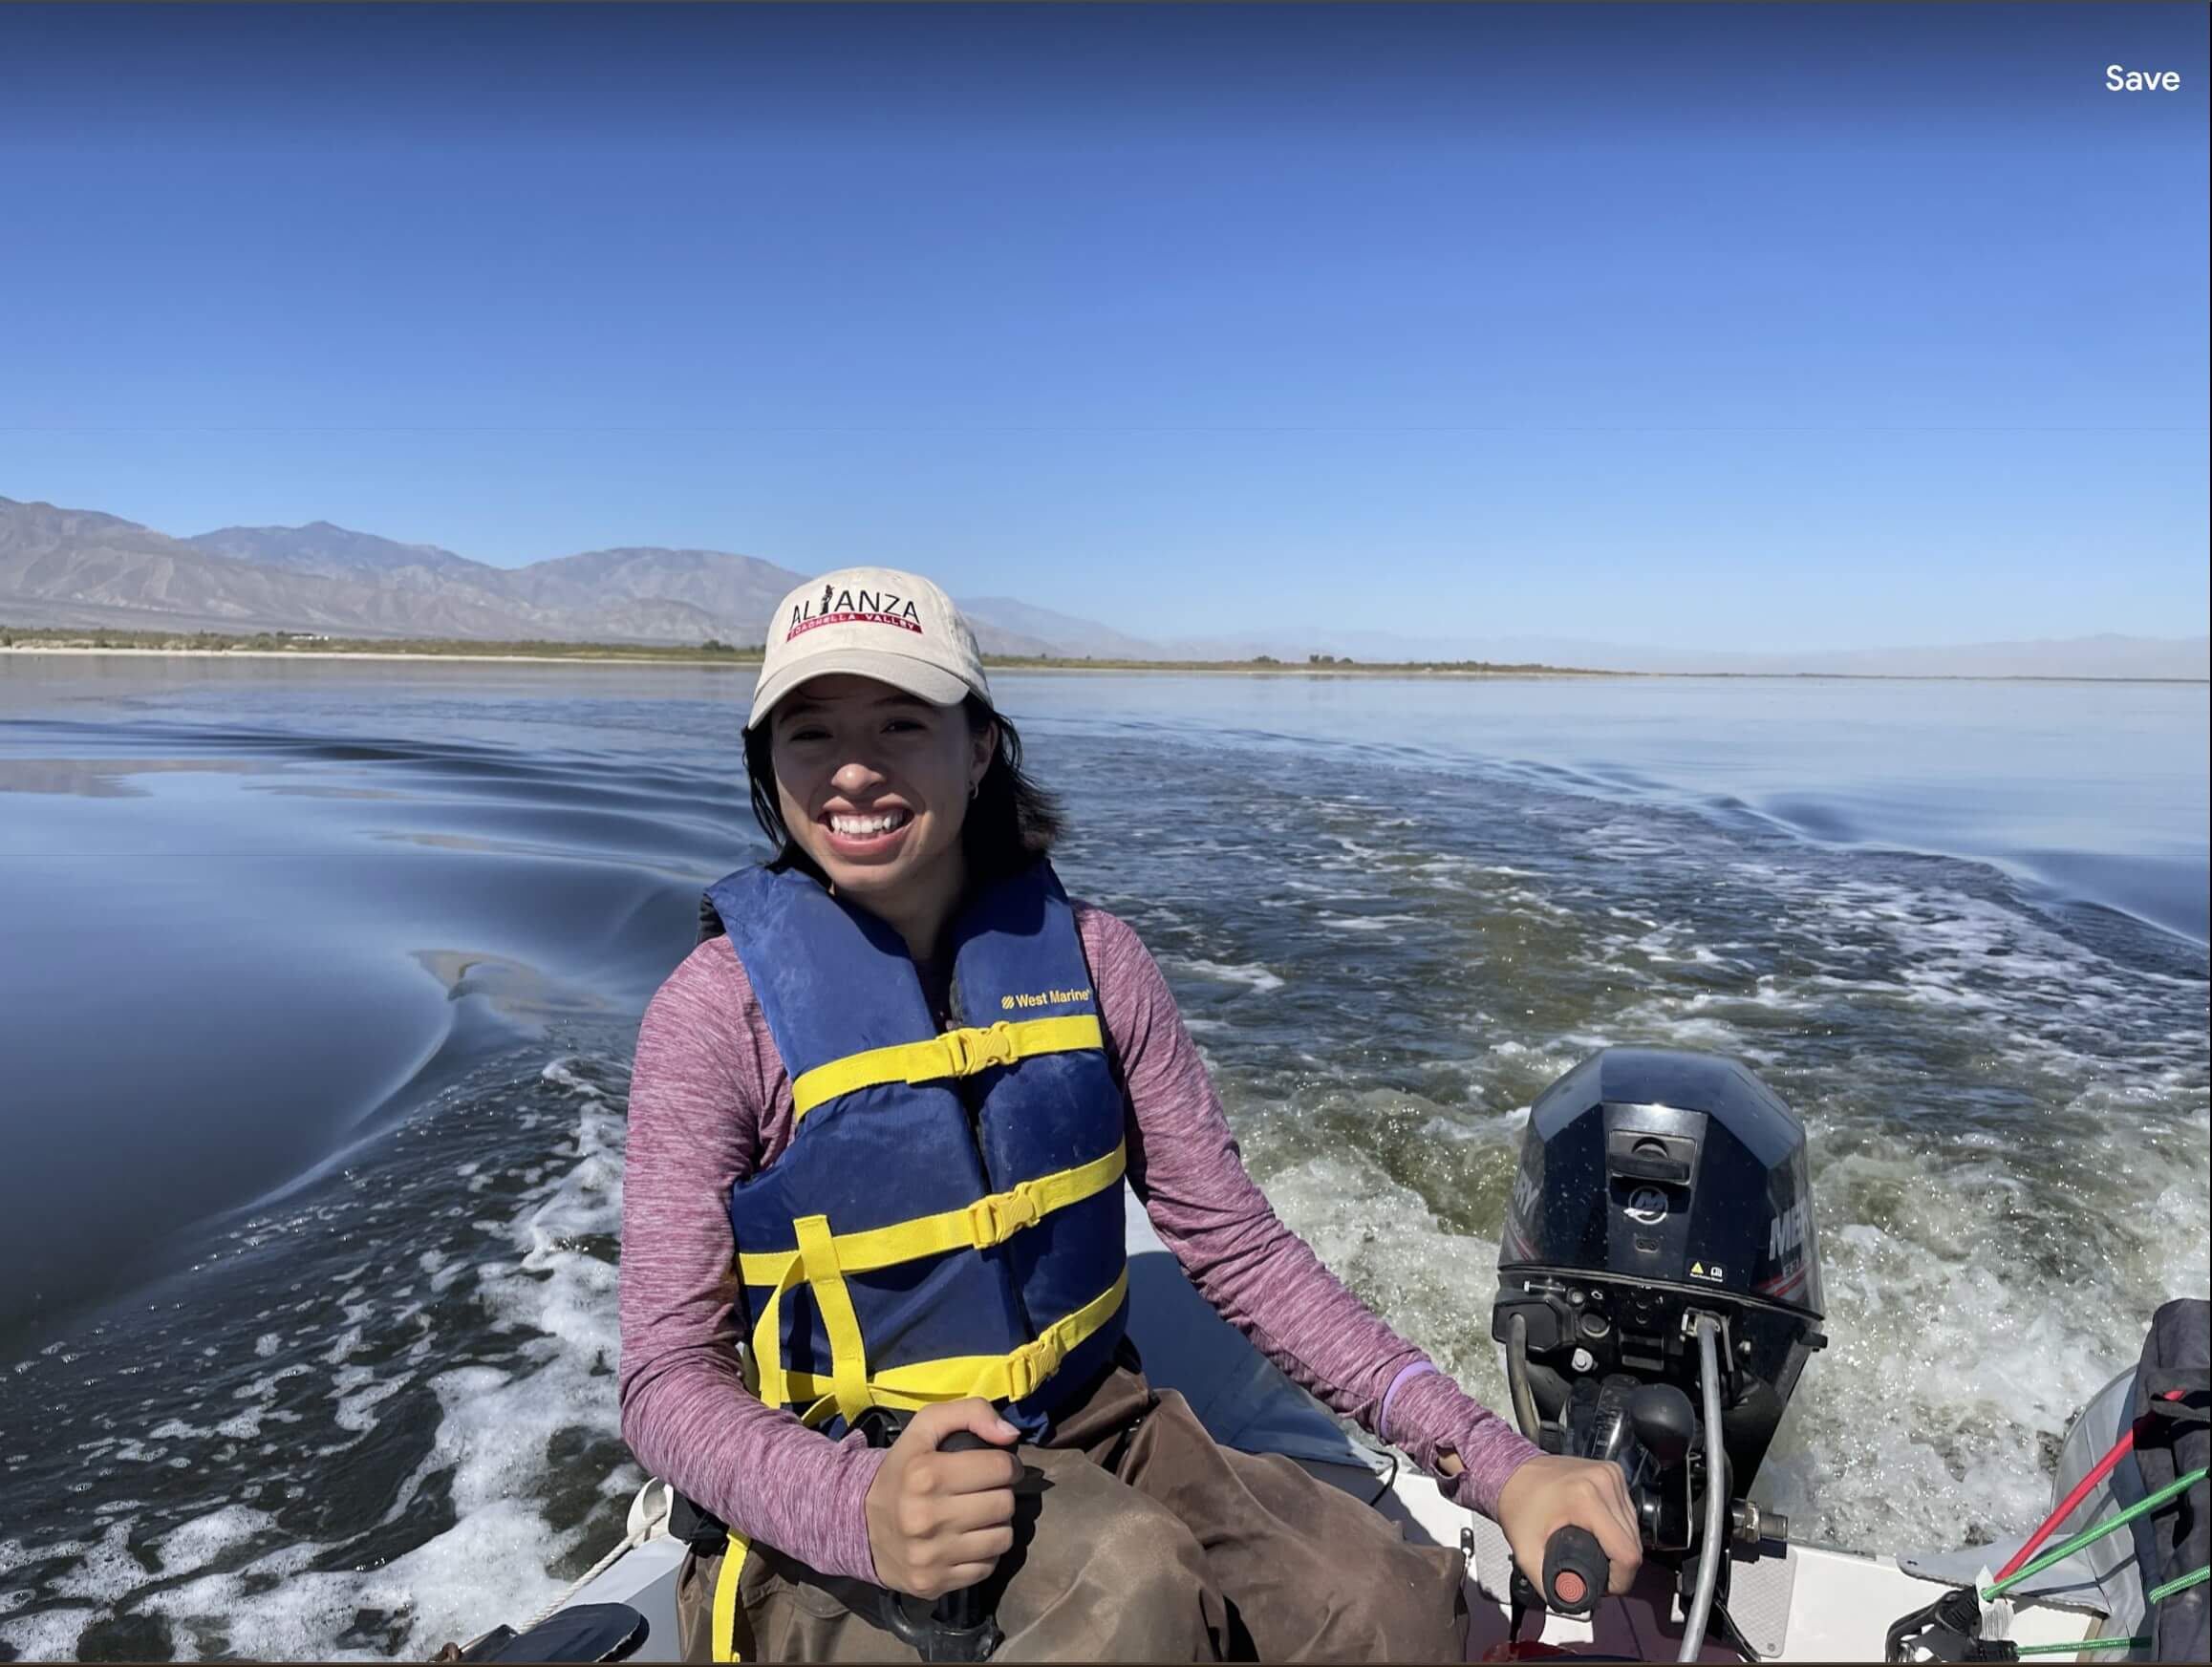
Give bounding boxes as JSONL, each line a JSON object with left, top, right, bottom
{"left": 513, "top": 1479, "right": 674, "bottom": 1637}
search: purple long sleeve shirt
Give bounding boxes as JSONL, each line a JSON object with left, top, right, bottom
{"left": 616, "top": 900, "right": 1539, "bottom": 1583}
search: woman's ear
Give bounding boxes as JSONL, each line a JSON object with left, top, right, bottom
{"left": 970, "top": 718, "right": 999, "bottom": 793}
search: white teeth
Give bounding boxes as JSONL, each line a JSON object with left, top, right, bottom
{"left": 829, "top": 810, "right": 910, "bottom": 837}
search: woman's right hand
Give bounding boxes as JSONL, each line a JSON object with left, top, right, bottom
{"left": 863, "top": 1399, "right": 1023, "bottom": 1600}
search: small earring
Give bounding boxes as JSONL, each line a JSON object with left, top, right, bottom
{"left": 969, "top": 782, "right": 980, "bottom": 801}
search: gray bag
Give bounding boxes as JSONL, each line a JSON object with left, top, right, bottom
{"left": 2130, "top": 1297, "right": 2208, "bottom": 1663}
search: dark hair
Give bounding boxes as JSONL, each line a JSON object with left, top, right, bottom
{"left": 744, "top": 695, "right": 1063, "bottom": 886}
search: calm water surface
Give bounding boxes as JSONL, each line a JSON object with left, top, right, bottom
{"left": 0, "top": 656, "right": 2204, "bottom": 1659}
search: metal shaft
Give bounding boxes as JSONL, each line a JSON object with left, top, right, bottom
{"left": 1677, "top": 1315, "right": 1727, "bottom": 1663}
{"left": 1507, "top": 1311, "right": 1541, "bottom": 1441}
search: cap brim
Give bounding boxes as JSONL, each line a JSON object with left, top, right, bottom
{"left": 747, "top": 649, "right": 977, "bottom": 731}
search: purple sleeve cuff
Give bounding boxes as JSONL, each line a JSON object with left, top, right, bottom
{"left": 1379, "top": 1359, "right": 1440, "bottom": 1443}
{"left": 822, "top": 1436, "right": 890, "bottom": 1585}
{"left": 1385, "top": 1368, "right": 1545, "bottom": 1521}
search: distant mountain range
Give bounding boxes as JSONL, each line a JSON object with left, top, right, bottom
{"left": 5, "top": 494, "right": 2204, "bottom": 679}
{"left": 0, "top": 497, "right": 1061, "bottom": 654}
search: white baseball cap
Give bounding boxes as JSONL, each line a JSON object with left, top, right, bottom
{"left": 746, "top": 566, "right": 992, "bottom": 732}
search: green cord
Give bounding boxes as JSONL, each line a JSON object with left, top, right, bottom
{"left": 1983, "top": 1560, "right": 2206, "bottom": 1659}
{"left": 2010, "top": 1638, "right": 2147, "bottom": 1657}
{"left": 1984, "top": 1467, "right": 2211, "bottom": 1599}
{"left": 2146, "top": 1562, "right": 2208, "bottom": 1605}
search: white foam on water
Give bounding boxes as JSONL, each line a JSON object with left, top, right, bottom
{"left": 1322, "top": 834, "right": 1387, "bottom": 862}
{"left": 1257, "top": 1144, "right": 1516, "bottom": 1405}
{"left": 1757, "top": 1186, "right": 2146, "bottom": 1555}
{"left": 0, "top": 1063, "right": 645, "bottom": 1661}
{"left": 0, "top": 1537, "right": 88, "bottom": 1571}
{"left": 1414, "top": 1039, "right": 1589, "bottom": 1117}
{"left": 1623, "top": 925, "right": 1732, "bottom": 967}
{"left": 212, "top": 1406, "right": 276, "bottom": 1443}
{"left": 46, "top": 1525, "right": 143, "bottom": 1606}
{"left": 147, "top": 1507, "right": 275, "bottom": 1580}
{"left": 1398, "top": 848, "right": 1575, "bottom": 915}
{"left": 1314, "top": 911, "right": 1424, "bottom": 934}
{"left": 1164, "top": 956, "right": 1287, "bottom": 994}
{"left": 539, "top": 1058, "right": 606, "bottom": 1099}
{"left": 1595, "top": 995, "right": 1787, "bottom": 1067}
{"left": 331, "top": 1365, "right": 415, "bottom": 1435}
{"left": 1570, "top": 820, "right": 1683, "bottom": 862}
{"left": 0, "top": 1606, "right": 95, "bottom": 1658}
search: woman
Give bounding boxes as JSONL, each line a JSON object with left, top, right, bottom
{"left": 618, "top": 567, "right": 1640, "bottom": 1661}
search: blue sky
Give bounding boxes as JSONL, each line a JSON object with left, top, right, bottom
{"left": 2, "top": 3, "right": 2204, "bottom": 651}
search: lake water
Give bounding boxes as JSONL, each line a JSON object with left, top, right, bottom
{"left": 0, "top": 656, "right": 2205, "bottom": 1659}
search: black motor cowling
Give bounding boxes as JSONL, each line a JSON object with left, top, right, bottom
{"left": 1493, "top": 1049, "right": 1825, "bottom": 1544}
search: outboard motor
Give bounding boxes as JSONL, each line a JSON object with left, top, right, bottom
{"left": 1492, "top": 1049, "right": 1826, "bottom": 1659}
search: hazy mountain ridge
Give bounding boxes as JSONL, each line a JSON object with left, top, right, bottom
{"left": 953, "top": 595, "right": 1160, "bottom": 661}
{"left": 0, "top": 499, "right": 1011, "bottom": 650}
{"left": 184, "top": 522, "right": 502, "bottom": 593}
{"left": 1, "top": 499, "right": 529, "bottom": 638}
{"left": 5, "top": 495, "right": 2203, "bottom": 677}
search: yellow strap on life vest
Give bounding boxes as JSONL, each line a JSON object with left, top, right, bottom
{"left": 793, "top": 1213, "right": 871, "bottom": 1426}
{"left": 747, "top": 1246, "right": 807, "bottom": 1416}
{"left": 789, "top": 1015, "right": 1104, "bottom": 1122}
{"left": 735, "top": 1142, "right": 1126, "bottom": 1287}
{"left": 741, "top": 1146, "right": 1127, "bottom": 1424}
{"left": 712, "top": 1528, "right": 750, "bottom": 1662}
{"left": 780, "top": 1267, "right": 1129, "bottom": 1417}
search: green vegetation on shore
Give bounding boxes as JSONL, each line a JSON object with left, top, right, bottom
{"left": 981, "top": 651, "right": 1611, "bottom": 674}
{"left": 0, "top": 625, "right": 762, "bottom": 662}
{"left": 0, "top": 624, "right": 1614, "bottom": 676}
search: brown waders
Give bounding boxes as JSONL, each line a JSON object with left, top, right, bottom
{"left": 674, "top": 1362, "right": 1467, "bottom": 1662}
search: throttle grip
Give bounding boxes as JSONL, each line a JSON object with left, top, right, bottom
{"left": 925, "top": 1431, "right": 997, "bottom": 1640}
{"left": 1542, "top": 1525, "right": 1610, "bottom": 1616}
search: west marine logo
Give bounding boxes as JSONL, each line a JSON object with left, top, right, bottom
{"left": 786, "top": 585, "right": 926, "bottom": 640}
{"left": 1000, "top": 988, "right": 1093, "bottom": 1011}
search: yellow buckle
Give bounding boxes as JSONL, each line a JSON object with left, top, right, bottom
{"left": 935, "top": 1022, "right": 1020, "bottom": 1079}
{"left": 1004, "top": 1331, "right": 1066, "bottom": 1403}
{"left": 967, "top": 1182, "right": 1042, "bottom": 1248}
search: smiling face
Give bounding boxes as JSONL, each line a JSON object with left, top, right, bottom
{"left": 766, "top": 673, "right": 997, "bottom": 926}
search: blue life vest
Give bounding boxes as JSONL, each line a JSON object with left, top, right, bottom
{"left": 698, "top": 859, "right": 1129, "bottom": 1439}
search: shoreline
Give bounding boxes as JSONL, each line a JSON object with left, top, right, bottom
{"left": 2, "top": 644, "right": 2205, "bottom": 685}
{"left": 1, "top": 644, "right": 731, "bottom": 668}
{"left": 0, "top": 644, "right": 1620, "bottom": 677}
